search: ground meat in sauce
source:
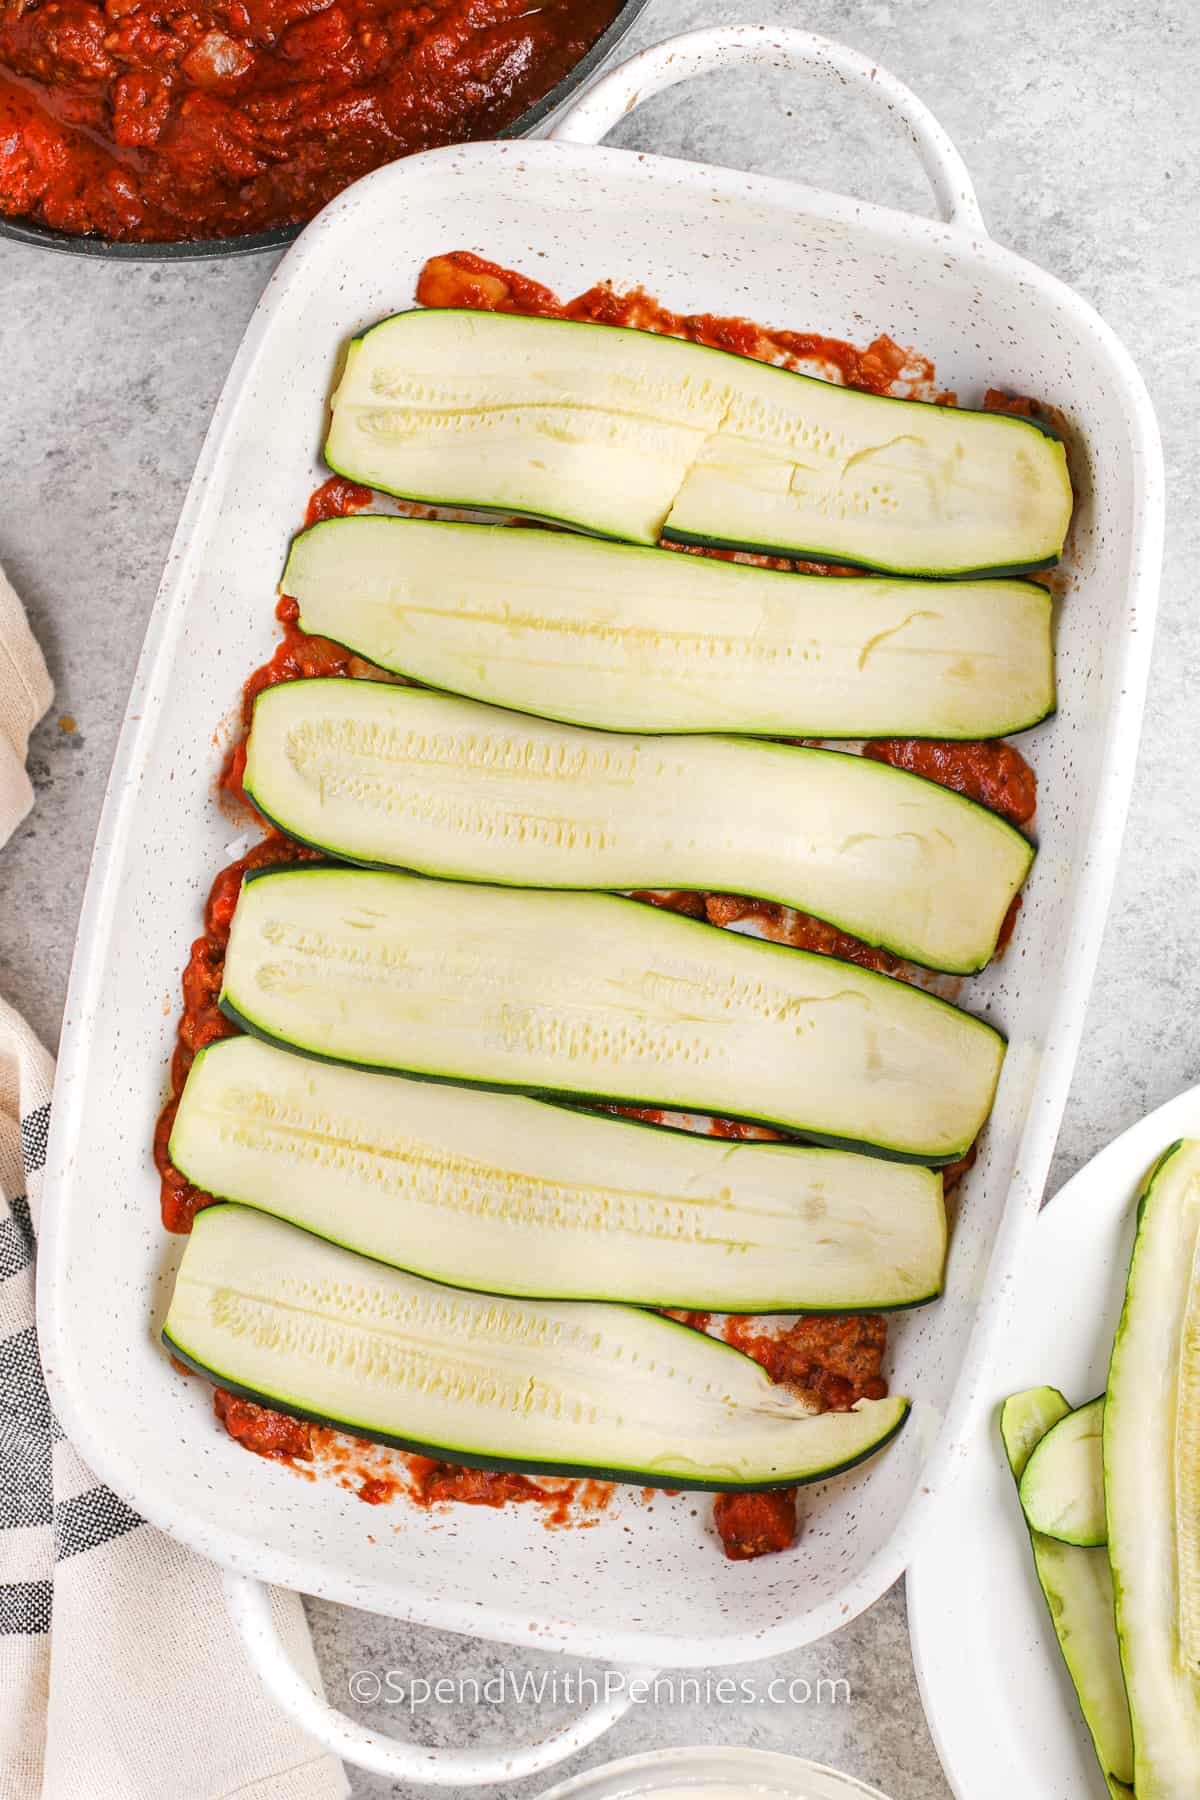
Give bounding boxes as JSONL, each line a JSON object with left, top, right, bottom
{"left": 210, "top": 1406, "right": 617, "bottom": 1520}
{"left": 704, "top": 1116, "right": 785, "bottom": 1141}
{"left": 214, "top": 1387, "right": 313, "bottom": 1461}
{"left": 713, "top": 1490, "right": 798, "bottom": 1561}
{"left": 864, "top": 739, "right": 1037, "bottom": 828}
{"left": 356, "top": 1477, "right": 404, "bottom": 1506}
{"left": 724, "top": 1314, "right": 890, "bottom": 1413}
{"left": 712, "top": 1312, "right": 888, "bottom": 1560}
{"left": 704, "top": 894, "right": 902, "bottom": 976}
{"left": 631, "top": 889, "right": 902, "bottom": 978}
{"left": 407, "top": 1459, "right": 569, "bottom": 1513}
{"left": 996, "top": 894, "right": 1022, "bottom": 954}
{"left": 1, "top": 0, "right": 624, "bottom": 242}
{"left": 629, "top": 887, "right": 708, "bottom": 920}
{"left": 941, "top": 1143, "right": 978, "bottom": 1192}
{"left": 415, "top": 252, "right": 953, "bottom": 403}
{"left": 155, "top": 831, "right": 320, "bottom": 1232}
{"left": 168, "top": 253, "right": 1050, "bottom": 1555}
{"left": 982, "top": 389, "right": 1038, "bottom": 419}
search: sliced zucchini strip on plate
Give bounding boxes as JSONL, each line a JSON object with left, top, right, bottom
{"left": 243, "top": 680, "right": 1033, "bottom": 974}
{"left": 1000, "top": 1388, "right": 1134, "bottom": 1798}
{"left": 324, "top": 309, "right": 1073, "bottom": 576}
{"left": 1105, "top": 1138, "right": 1200, "bottom": 1796}
{"left": 219, "top": 866, "right": 1005, "bottom": 1164}
{"left": 165, "top": 1204, "right": 910, "bottom": 1490}
{"left": 171, "top": 1036, "right": 947, "bottom": 1313}
{"left": 281, "top": 517, "right": 1057, "bottom": 740}
{"left": 1019, "top": 1394, "right": 1107, "bottom": 1546}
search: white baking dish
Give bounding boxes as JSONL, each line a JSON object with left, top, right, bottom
{"left": 36, "top": 23, "right": 1163, "bottom": 1788}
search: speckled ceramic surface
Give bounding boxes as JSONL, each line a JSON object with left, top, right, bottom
{"left": 906, "top": 1081, "right": 1200, "bottom": 1798}
{"left": 536, "top": 1744, "right": 893, "bottom": 1798}
{"left": 36, "top": 30, "right": 1163, "bottom": 1675}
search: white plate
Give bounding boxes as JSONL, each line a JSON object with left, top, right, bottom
{"left": 906, "top": 1084, "right": 1200, "bottom": 1799}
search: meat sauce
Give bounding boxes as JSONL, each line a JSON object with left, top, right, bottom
{"left": 722, "top": 1313, "right": 889, "bottom": 1412}
{"left": 0, "top": 0, "right": 624, "bottom": 241}
{"left": 712, "top": 1490, "right": 798, "bottom": 1561}
{"left": 164, "top": 254, "right": 1041, "bottom": 1560}
{"left": 415, "top": 251, "right": 955, "bottom": 400}
{"left": 864, "top": 739, "right": 1038, "bottom": 829}
{"left": 210, "top": 1386, "right": 615, "bottom": 1519}
{"left": 702, "top": 893, "right": 901, "bottom": 977}
{"left": 153, "top": 830, "right": 321, "bottom": 1231}
{"left": 214, "top": 1386, "right": 313, "bottom": 1461}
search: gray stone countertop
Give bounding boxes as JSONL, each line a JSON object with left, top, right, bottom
{"left": 2, "top": 0, "right": 1196, "bottom": 1794}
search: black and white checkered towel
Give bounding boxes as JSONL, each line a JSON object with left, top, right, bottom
{"left": 0, "top": 567, "right": 347, "bottom": 1800}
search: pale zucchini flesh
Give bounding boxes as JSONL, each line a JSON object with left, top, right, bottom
{"left": 219, "top": 866, "right": 1005, "bottom": 1164}
{"left": 165, "top": 1204, "right": 910, "bottom": 1489}
{"left": 243, "top": 680, "right": 1033, "bottom": 975}
{"left": 1001, "top": 1388, "right": 1134, "bottom": 1798}
{"left": 1104, "top": 1138, "right": 1200, "bottom": 1798}
{"left": 281, "top": 516, "right": 1057, "bottom": 740}
{"left": 324, "top": 309, "right": 1073, "bottom": 577}
{"left": 170, "top": 1036, "right": 947, "bottom": 1313}
{"left": 1019, "top": 1395, "right": 1107, "bottom": 1546}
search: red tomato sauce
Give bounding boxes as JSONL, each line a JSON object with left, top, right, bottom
{"left": 0, "top": 0, "right": 624, "bottom": 241}
{"left": 864, "top": 738, "right": 1037, "bottom": 828}
{"left": 703, "top": 893, "right": 902, "bottom": 977}
{"left": 167, "top": 255, "right": 1047, "bottom": 1556}
{"left": 416, "top": 250, "right": 956, "bottom": 401}
{"left": 308, "top": 1430, "right": 590, "bottom": 1522}
{"left": 303, "top": 475, "right": 373, "bottom": 527}
{"left": 713, "top": 1490, "right": 797, "bottom": 1561}
{"left": 214, "top": 1387, "right": 314, "bottom": 1461}
{"left": 211, "top": 1389, "right": 617, "bottom": 1524}
{"left": 154, "top": 831, "right": 320, "bottom": 1231}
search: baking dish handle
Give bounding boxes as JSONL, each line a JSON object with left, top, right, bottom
{"left": 549, "top": 23, "right": 986, "bottom": 234}
{"left": 223, "top": 1568, "right": 652, "bottom": 1786}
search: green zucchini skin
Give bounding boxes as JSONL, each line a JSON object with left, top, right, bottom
{"left": 1104, "top": 1138, "right": 1200, "bottom": 1798}
{"left": 241, "top": 679, "right": 1034, "bottom": 976}
{"left": 1018, "top": 1394, "right": 1107, "bottom": 1546}
{"left": 219, "top": 865, "right": 1006, "bottom": 1166}
{"left": 213, "top": 1004, "right": 973, "bottom": 1168}
{"left": 169, "top": 1035, "right": 947, "bottom": 1314}
{"left": 212, "top": 1009, "right": 971, "bottom": 1169}
{"left": 166, "top": 1203, "right": 910, "bottom": 1491}
{"left": 659, "top": 528, "right": 1060, "bottom": 584}
{"left": 166, "top": 1341, "right": 910, "bottom": 1493}
{"left": 1000, "top": 1387, "right": 1135, "bottom": 1796}
{"left": 324, "top": 309, "right": 1073, "bottom": 578}
{"left": 279, "top": 516, "right": 1057, "bottom": 740}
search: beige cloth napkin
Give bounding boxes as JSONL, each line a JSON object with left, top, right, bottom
{"left": 0, "top": 564, "right": 349, "bottom": 1800}
{"left": 0, "top": 568, "right": 52, "bottom": 838}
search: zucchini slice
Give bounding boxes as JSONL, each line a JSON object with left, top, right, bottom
{"left": 281, "top": 517, "right": 1057, "bottom": 740}
{"left": 219, "top": 866, "right": 1005, "bottom": 1164}
{"left": 1019, "top": 1395, "right": 1107, "bottom": 1546}
{"left": 165, "top": 1203, "right": 910, "bottom": 1490}
{"left": 1000, "top": 1388, "right": 1134, "bottom": 1798}
{"left": 171, "top": 1036, "right": 947, "bottom": 1313}
{"left": 324, "top": 309, "right": 1073, "bottom": 577}
{"left": 1105, "top": 1138, "right": 1200, "bottom": 1796}
{"left": 243, "top": 680, "right": 1033, "bottom": 975}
